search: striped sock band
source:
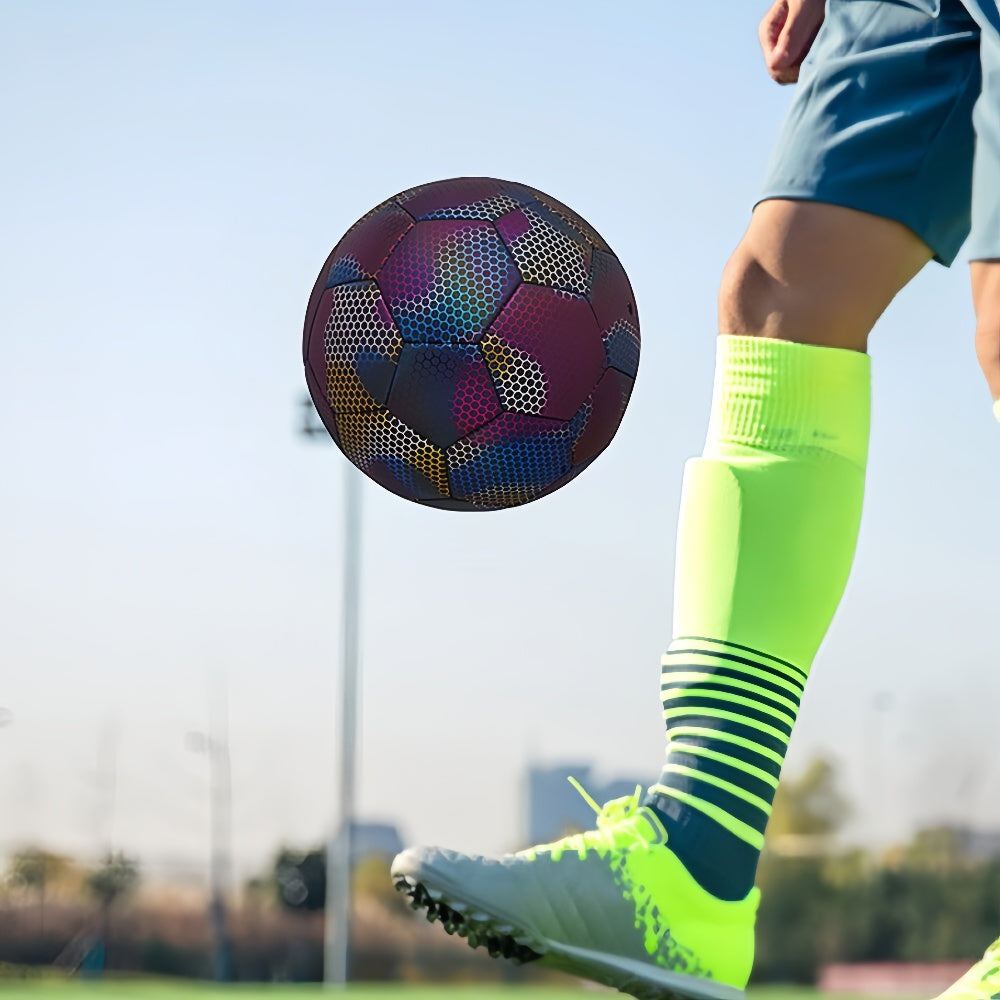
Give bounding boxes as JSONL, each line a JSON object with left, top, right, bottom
{"left": 647, "top": 636, "right": 806, "bottom": 899}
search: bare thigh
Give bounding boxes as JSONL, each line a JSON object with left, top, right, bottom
{"left": 971, "top": 260, "right": 1000, "bottom": 400}
{"left": 719, "top": 200, "right": 933, "bottom": 352}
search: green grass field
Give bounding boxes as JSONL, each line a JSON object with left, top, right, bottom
{"left": 0, "top": 983, "right": 895, "bottom": 1000}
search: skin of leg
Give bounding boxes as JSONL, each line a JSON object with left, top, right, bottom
{"left": 971, "top": 260, "right": 1000, "bottom": 400}
{"left": 719, "top": 199, "right": 933, "bottom": 350}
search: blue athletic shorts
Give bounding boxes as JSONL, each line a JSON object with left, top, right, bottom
{"left": 760, "top": 0, "right": 1000, "bottom": 265}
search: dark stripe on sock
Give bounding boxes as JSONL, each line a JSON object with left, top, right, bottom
{"left": 673, "top": 715, "right": 791, "bottom": 759}
{"left": 670, "top": 733, "right": 783, "bottom": 781}
{"left": 665, "top": 648, "right": 806, "bottom": 693}
{"left": 667, "top": 750, "right": 776, "bottom": 804}
{"left": 673, "top": 635, "right": 808, "bottom": 681}
{"left": 661, "top": 679, "right": 799, "bottom": 718}
{"left": 657, "top": 770, "right": 770, "bottom": 835}
{"left": 660, "top": 661, "right": 804, "bottom": 706}
{"left": 665, "top": 693, "right": 794, "bottom": 737}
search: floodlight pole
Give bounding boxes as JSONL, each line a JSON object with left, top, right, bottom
{"left": 300, "top": 396, "right": 362, "bottom": 988}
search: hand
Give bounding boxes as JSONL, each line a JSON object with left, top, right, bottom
{"left": 759, "top": 0, "right": 826, "bottom": 84}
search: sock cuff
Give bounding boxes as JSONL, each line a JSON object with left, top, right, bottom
{"left": 706, "top": 336, "right": 871, "bottom": 468}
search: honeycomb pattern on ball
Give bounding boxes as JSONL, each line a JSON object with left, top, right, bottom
{"left": 480, "top": 335, "right": 546, "bottom": 415}
{"left": 420, "top": 193, "right": 521, "bottom": 221}
{"left": 396, "top": 177, "right": 523, "bottom": 221}
{"left": 605, "top": 318, "right": 641, "bottom": 377}
{"left": 500, "top": 203, "right": 592, "bottom": 295}
{"left": 484, "top": 284, "right": 604, "bottom": 421}
{"left": 453, "top": 354, "right": 505, "bottom": 438}
{"left": 378, "top": 220, "right": 520, "bottom": 344}
{"left": 533, "top": 190, "right": 610, "bottom": 252}
{"left": 448, "top": 413, "right": 573, "bottom": 509}
{"left": 321, "top": 282, "right": 402, "bottom": 412}
{"left": 335, "top": 409, "right": 449, "bottom": 502}
{"left": 387, "top": 344, "right": 501, "bottom": 448}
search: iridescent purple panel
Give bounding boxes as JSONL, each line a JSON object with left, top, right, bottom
{"left": 483, "top": 285, "right": 604, "bottom": 421}
{"left": 324, "top": 202, "right": 413, "bottom": 288}
{"left": 387, "top": 344, "right": 502, "bottom": 448}
{"left": 590, "top": 250, "right": 640, "bottom": 376}
{"left": 398, "top": 177, "right": 521, "bottom": 221}
{"left": 572, "top": 368, "right": 634, "bottom": 466}
{"left": 378, "top": 220, "right": 520, "bottom": 345}
{"left": 448, "top": 413, "right": 573, "bottom": 509}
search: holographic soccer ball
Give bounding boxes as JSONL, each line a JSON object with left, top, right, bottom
{"left": 302, "top": 177, "right": 640, "bottom": 511}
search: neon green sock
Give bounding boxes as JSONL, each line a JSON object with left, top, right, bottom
{"left": 647, "top": 335, "right": 870, "bottom": 900}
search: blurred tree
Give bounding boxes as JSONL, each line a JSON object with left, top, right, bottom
{"left": 899, "top": 826, "right": 964, "bottom": 874}
{"left": 85, "top": 851, "right": 140, "bottom": 910}
{"left": 7, "top": 848, "right": 73, "bottom": 933}
{"left": 767, "top": 757, "right": 850, "bottom": 853}
{"left": 352, "top": 855, "right": 411, "bottom": 917}
{"left": 84, "top": 850, "right": 140, "bottom": 973}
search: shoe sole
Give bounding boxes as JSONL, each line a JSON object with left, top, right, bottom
{"left": 393, "top": 872, "right": 746, "bottom": 1000}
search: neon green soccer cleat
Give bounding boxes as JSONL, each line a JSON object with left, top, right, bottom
{"left": 933, "top": 937, "right": 1000, "bottom": 1000}
{"left": 391, "top": 782, "right": 759, "bottom": 1000}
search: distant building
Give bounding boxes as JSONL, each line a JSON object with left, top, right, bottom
{"left": 524, "top": 763, "right": 642, "bottom": 847}
{"left": 350, "top": 821, "right": 404, "bottom": 863}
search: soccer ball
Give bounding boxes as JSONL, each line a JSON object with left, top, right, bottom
{"left": 302, "top": 177, "right": 639, "bottom": 511}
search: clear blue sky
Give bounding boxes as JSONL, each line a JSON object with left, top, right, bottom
{"left": 2, "top": 0, "right": 998, "bottom": 884}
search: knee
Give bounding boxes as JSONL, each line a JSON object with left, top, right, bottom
{"left": 718, "top": 244, "right": 789, "bottom": 339}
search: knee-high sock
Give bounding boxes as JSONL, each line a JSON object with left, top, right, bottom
{"left": 646, "top": 335, "right": 870, "bottom": 900}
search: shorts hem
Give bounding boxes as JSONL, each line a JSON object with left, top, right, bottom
{"left": 754, "top": 189, "right": 962, "bottom": 268}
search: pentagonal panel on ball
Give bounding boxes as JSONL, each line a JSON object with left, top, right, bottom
{"left": 447, "top": 412, "right": 573, "bottom": 510}
{"left": 387, "top": 344, "right": 503, "bottom": 449}
{"left": 378, "top": 219, "right": 521, "bottom": 345}
{"left": 481, "top": 284, "right": 605, "bottom": 421}
{"left": 336, "top": 409, "right": 450, "bottom": 504}
{"left": 589, "top": 250, "right": 640, "bottom": 378}
{"left": 306, "top": 281, "right": 403, "bottom": 415}
{"left": 496, "top": 200, "right": 593, "bottom": 296}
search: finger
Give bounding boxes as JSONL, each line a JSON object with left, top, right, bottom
{"left": 759, "top": 0, "right": 789, "bottom": 56}
{"left": 774, "top": 3, "right": 823, "bottom": 69}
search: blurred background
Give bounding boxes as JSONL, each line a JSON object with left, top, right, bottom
{"left": 2, "top": 0, "right": 999, "bottom": 988}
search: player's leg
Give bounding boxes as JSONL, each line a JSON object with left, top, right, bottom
{"left": 972, "top": 261, "right": 1000, "bottom": 411}
{"left": 642, "top": 0, "right": 981, "bottom": 909}
{"left": 642, "top": 199, "right": 930, "bottom": 903}
{"left": 968, "top": 0, "right": 1000, "bottom": 417}
{"left": 720, "top": 199, "right": 932, "bottom": 351}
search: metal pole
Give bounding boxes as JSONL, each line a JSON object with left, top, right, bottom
{"left": 324, "top": 464, "right": 362, "bottom": 986}
{"left": 209, "top": 680, "right": 234, "bottom": 982}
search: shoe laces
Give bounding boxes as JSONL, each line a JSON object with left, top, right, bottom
{"left": 517, "top": 777, "right": 647, "bottom": 862}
